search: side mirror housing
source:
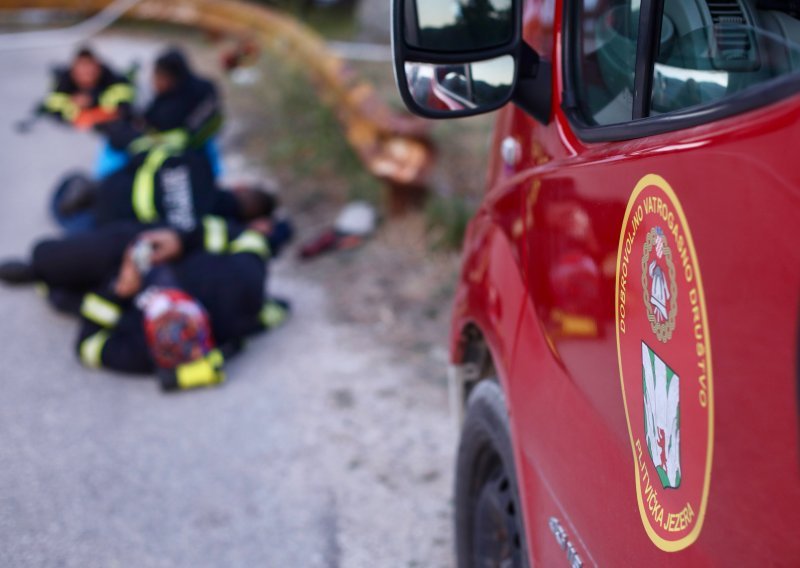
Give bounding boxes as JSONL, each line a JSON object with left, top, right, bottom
{"left": 392, "top": 0, "right": 551, "bottom": 123}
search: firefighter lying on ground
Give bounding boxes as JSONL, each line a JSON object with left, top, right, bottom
{"left": 0, "top": 185, "right": 292, "bottom": 286}
{"left": 54, "top": 146, "right": 218, "bottom": 233}
{"left": 0, "top": 217, "right": 288, "bottom": 390}
{"left": 51, "top": 143, "right": 284, "bottom": 236}
{"left": 38, "top": 46, "right": 135, "bottom": 130}
{"left": 76, "top": 223, "right": 287, "bottom": 390}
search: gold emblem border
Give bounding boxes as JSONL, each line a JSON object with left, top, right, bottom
{"left": 615, "top": 174, "right": 714, "bottom": 552}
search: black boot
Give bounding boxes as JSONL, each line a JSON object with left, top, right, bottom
{"left": 0, "top": 260, "right": 36, "bottom": 285}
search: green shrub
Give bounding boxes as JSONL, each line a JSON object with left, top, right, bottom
{"left": 425, "top": 194, "right": 474, "bottom": 250}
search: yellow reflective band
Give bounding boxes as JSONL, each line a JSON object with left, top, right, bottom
{"left": 80, "top": 293, "right": 121, "bottom": 328}
{"left": 229, "top": 230, "right": 269, "bottom": 258}
{"left": 80, "top": 330, "right": 110, "bottom": 369}
{"left": 128, "top": 135, "right": 156, "bottom": 155}
{"left": 208, "top": 349, "right": 224, "bottom": 368}
{"left": 99, "top": 83, "right": 135, "bottom": 110}
{"left": 176, "top": 349, "right": 225, "bottom": 390}
{"left": 190, "top": 112, "right": 223, "bottom": 148}
{"left": 129, "top": 129, "right": 189, "bottom": 155}
{"left": 132, "top": 146, "right": 172, "bottom": 223}
{"left": 203, "top": 216, "right": 228, "bottom": 253}
{"left": 44, "top": 92, "right": 78, "bottom": 121}
{"left": 260, "top": 302, "right": 287, "bottom": 329}
{"left": 159, "top": 128, "right": 190, "bottom": 151}
{"left": 43, "top": 92, "right": 69, "bottom": 111}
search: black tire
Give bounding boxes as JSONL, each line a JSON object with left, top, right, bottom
{"left": 455, "top": 380, "right": 529, "bottom": 568}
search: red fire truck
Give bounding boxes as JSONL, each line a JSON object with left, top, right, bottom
{"left": 393, "top": 0, "right": 800, "bottom": 565}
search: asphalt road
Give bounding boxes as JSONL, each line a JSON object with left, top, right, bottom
{"left": 0, "top": 35, "right": 455, "bottom": 568}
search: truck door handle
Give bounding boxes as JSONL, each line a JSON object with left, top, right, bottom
{"left": 501, "top": 137, "right": 521, "bottom": 167}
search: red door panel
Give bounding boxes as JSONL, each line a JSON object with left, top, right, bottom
{"left": 507, "top": 93, "right": 800, "bottom": 564}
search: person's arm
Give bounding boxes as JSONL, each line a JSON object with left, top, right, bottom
{"left": 144, "top": 79, "right": 223, "bottom": 150}
{"left": 137, "top": 220, "right": 226, "bottom": 261}
{"left": 215, "top": 223, "right": 273, "bottom": 341}
{"left": 75, "top": 285, "right": 152, "bottom": 374}
{"left": 39, "top": 71, "right": 79, "bottom": 123}
{"left": 129, "top": 78, "right": 222, "bottom": 157}
{"left": 185, "top": 80, "right": 223, "bottom": 149}
{"left": 75, "top": 312, "right": 154, "bottom": 375}
{"left": 167, "top": 216, "right": 271, "bottom": 258}
{"left": 75, "top": 249, "right": 155, "bottom": 374}
{"left": 227, "top": 224, "right": 270, "bottom": 259}
{"left": 98, "top": 74, "right": 135, "bottom": 116}
{"left": 96, "top": 118, "right": 145, "bottom": 151}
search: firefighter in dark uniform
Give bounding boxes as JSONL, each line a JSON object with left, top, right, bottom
{"left": 0, "top": 176, "right": 289, "bottom": 287}
{"left": 93, "top": 146, "right": 217, "bottom": 231}
{"left": 74, "top": 220, "right": 287, "bottom": 390}
{"left": 144, "top": 48, "right": 222, "bottom": 149}
{"left": 103, "top": 48, "right": 223, "bottom": 169}
{"left": 0, "top": 216, "right": 287, "bottom": 389}
{"left": 52, "top": 128, "right": 290, "bottom": 235}
{"left": 39, "top": 47, "right": 134, "bottom": 127}
{"left": 54, "top": 145, "right": 218, "bottom": 233}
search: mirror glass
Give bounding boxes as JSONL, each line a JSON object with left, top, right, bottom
{"left": 405, "top": 55, "right": 515, "bottom": 114}
{"left": 405, "top": 0, "right": 514, "bottom": 52}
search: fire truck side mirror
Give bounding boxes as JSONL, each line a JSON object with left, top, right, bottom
{"left": 392, "top": 0, "right": 551, "bottom": 123}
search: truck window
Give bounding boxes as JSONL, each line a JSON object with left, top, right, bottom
{"left": 574, "top": 0, "right": 800, "bottom": 126}
{"left": 651, "top": 0, "right": 800, "bottom": 114}
{"left": 574, "top": 0, "right": 640, "bottom": 125}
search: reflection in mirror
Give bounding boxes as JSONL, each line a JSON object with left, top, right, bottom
{"left": 406, "top": 0, "right": 514, "bottom": 52}
{"left": 405, "top": 55, "right": 515, "bottom": 114}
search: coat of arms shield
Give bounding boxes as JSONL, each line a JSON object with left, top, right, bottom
{"left": 642, "top": 342, "right": 681, "bottom": 488}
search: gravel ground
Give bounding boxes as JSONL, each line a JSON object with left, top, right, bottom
{"left": 0, "top": 33, "right": 455, "bottom": 568}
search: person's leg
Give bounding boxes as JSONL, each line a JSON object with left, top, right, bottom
{"left": 30, "top": 222, "right": 141, "bottom": 289}
{"left": 46, "top": 287, "right": 84, "bottom": 316}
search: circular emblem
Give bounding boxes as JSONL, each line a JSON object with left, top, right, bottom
{"left": 615, "top": 174, "right": 714, "bottom": 552}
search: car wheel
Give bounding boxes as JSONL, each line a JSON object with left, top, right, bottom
{"left": 455, "top": 380, "right": 529, "bottom": 568}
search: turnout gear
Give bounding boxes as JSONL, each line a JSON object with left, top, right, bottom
{"left": 85, "top": 147, "right": 217, "bottom": 231}
{"left": 28, "top": 209, "right": 279, "bottom": 301}
{"left": 40, "top": 64, "right": 134, "bottom": 126}
{"left": 52, "top": 146, "right": 247, "bottom": 234}
{"left": 104, "top": 49, "right": 223, "bottom": 157}
{"left": 31, "top": 222, "right": 143, "bottom": 295}
{"left": 146, "top": 49, "right": 222, "bottom": 147}
{"left": 57, "top": 218, "right": 276, "bottom": 387}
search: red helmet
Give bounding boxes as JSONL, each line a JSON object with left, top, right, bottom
{"left": 140, "top": 288, "right": 215, "bottom": 370}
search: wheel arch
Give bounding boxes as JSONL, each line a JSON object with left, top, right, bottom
{"left": 448, "top": 209, "right": 528, "bottom": 425}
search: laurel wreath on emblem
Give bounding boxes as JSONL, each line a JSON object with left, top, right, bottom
{"left": 641, "top": 228, "right": 678, "bottom": 343}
